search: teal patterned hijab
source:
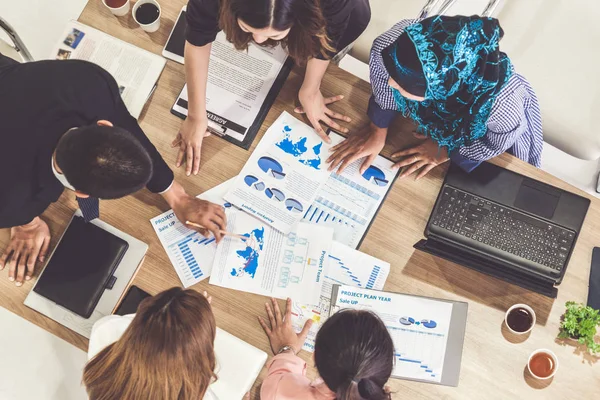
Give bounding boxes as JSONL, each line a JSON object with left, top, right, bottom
{"left": 384, "top": 16, "right": 512, "bottom": 152}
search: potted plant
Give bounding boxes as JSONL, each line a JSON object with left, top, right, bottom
{"left": 558, "top": 301, "right": 600, "bottom": 354}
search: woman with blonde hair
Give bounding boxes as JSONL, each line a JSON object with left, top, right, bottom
{"left": 83, "top": 287, "right": 217, "bottom": 400}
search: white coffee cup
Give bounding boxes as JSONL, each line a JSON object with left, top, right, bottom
{"left": 504, "top": 303, "right": 536, "bottom": 335}
{"left": 132, "top": 0, "right": 161, "bottom": 33}
{"left": 102, "top": 0, "right": 131, "bottom": 17}
{"left": 527, "top": 349, "right": 559, "bottom": 380}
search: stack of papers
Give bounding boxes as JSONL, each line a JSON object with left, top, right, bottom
{"left": 150, "top": 111, "right": 397, "bottom": 333}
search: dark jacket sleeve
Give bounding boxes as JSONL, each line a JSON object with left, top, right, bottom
{"left": 319, "top": 0, "right": 371, "bottom": 59}
{"left": 186, "top": 0, "right": 221, "bottom": 47}
{"left": 367, "top": 96, "right": 398, "bottom": 128}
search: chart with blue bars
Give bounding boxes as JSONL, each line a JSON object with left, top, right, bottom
{"left": 328, "top": 255, "right": 382, "bottom": 289}
{"left": 167, "top": 231, "right": 216, "bottom": 286}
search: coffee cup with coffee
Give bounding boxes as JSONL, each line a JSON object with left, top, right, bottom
{"left": 504, "top": 303, "right": 536, "bottom": 335}
{"left": 527, "top": 349, "right": 558, "bottom": 380}
{"left": 132, "top": 0, "right": 161, "bottom": 33}
{"left": 102, "top": 0, "right": 131, "bottom": 17}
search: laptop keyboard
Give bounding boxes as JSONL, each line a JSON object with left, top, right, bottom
{"left": 430, "top": 187, "right": 575, "bottom": 271}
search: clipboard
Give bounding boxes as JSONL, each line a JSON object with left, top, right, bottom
{"left": 330, "top": 285, "right": 468, "bottom": 387}
{"left": 166, "top": 8, "right": 294, "bottom": 150}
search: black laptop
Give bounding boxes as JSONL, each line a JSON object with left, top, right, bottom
{"left": 415, "top": 162, "right": 590, "bottom": 298}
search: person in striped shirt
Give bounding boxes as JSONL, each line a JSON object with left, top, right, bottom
{"left": 328, "top": 15, "right": 543, "bottom": 179}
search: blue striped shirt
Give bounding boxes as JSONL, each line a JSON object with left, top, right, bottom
{"left": 367, "top": 19, "right": 543, "bottom": 171}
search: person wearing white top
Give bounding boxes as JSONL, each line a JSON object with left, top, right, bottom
{"left": 83, "top": 288, "right": 219, "bottom": 400}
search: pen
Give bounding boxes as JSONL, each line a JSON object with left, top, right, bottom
{"left": 185, "top": 221, "right": 247, "bottom": 241}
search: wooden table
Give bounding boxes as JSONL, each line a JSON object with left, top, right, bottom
{"left": 1, "top": 1, "right": 598, "bottom": 398}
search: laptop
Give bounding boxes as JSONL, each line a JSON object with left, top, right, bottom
{"left": 415, "top": 162, "right": 590, "bottom": 298}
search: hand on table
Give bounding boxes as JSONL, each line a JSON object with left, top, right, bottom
{"left": 0, "top": 217, "right": 51, "bottom": 286}
{"left": 327, "top": 123, "right": 387, "bottom": 174}
{"left": 392, "top": 133, "right": 449, "bottom": 179}
{"left": 171, "top": 195, "right": 226, "bottom": 243}
{"left": 258, "top": 298, "right": 313, "bottom": 355}
{"left": 295, "top": 88, "right": 351, "bottom": 143}
{"left": 172, "top": 116, "right": 212, "bottom": 176}
{"left": 202, "top": 290, "right": 212, "bottom": 305}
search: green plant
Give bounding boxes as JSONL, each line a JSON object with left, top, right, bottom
{"left": 558, "top": 301, "right": 600, "bottom": 354}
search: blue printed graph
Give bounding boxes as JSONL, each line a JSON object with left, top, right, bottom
{"left": 231, "top": 227, "right": 265, "bottom": 279}
{"left": 285, "top": 198, "right": 304, "bottom": 213}
{"left": 244, "top": 175, "right": 265, "bottom": 191}
{"left": 399, "top": 317, "right": 437, "bottom": 329}
{"left": 170, "top": 232, "right": 216, "bottom": 280}
{"left": 265, "top": 188, "right": 285, "bottom": 201}
{"left": 395, "top": 353, "right": 437, "bottom": 378}
{"left": 362, "top": 166, "right": 389, "bottom": 187}
{"left": 258, "top": 156, "right": 286, "bottom": 179}
{"left": 327, "top": 255, "right": 383, "bottom": 289}
{"left": 276, "top": 125, "right": 323, "bottom": 170}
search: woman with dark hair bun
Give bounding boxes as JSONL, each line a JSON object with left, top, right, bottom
{"left": 258, "top": 298, "right": 394, "bottom": 399}
{"left": 176, "top": 0, "right": 371, "bottom": 176}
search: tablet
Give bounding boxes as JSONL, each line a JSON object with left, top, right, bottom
{"left": 162, "top": 6, "right": 187, "bottom": 64}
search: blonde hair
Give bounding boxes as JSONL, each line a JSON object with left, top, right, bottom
{"left": 83, "top": 287, "right": 217, "bottom": 400}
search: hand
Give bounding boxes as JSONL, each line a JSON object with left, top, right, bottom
{"left": 258, "top": 298, "right": 313, "bottom": 355}
{"left": 295, "top": 88, "right": 351, "bottom": 143}
{"left": 172, "top": 116, "right": 211, "bottom": 176}
{"left": 392, "top": 133, "right": 449, "bottom": 179}
{"left": 327, "top": 123, "right": 387, "bottom": 174}
{"left": 171, "top": 195, "right": 226, "bottom": 243}
{"left": 0, "top": 217, "right": 51, "bottom": 286}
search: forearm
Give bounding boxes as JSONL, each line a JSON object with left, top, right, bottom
{"left": 184, "top": 41, "right": 211, "bottom": 119}
{"left": 370, "top": 122, "right": 389, "bottom": 140}
{"left": 300, "top": 58, "right": 330, "bottom": 92}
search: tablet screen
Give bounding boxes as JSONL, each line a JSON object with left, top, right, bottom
{"left": 165, "top": 9, "right": 187, "bottom": 57}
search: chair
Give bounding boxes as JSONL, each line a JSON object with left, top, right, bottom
{"left": 0, "top": 16, "right": 33, "bottom": 62}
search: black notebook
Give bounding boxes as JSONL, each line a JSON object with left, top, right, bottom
{"left": 34, "top": 216, "right": 128, "bottom": 318}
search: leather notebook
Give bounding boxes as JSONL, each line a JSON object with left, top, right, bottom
{"left": 34, "top": 216, "right": 129, "bottom": 318}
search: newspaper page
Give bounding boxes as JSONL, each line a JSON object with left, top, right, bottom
{"left": 50, "top": 21, "right": 166, "bottom": 119}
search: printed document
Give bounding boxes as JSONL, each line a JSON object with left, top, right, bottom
{"left": 303, "top": 132, "right": 400, "bottom": 248}
{"left": 172, "top": 31, "right": 288, "bottom": 142}
{"left": 225, "top": 112, "right": 333, "bottom": 234}
{"left": 209, "top": 208, "right": 333, "bottom": 304}
{"left": 291, "top": 242, "right": 390, "bottom": 351}
{"left": 50, "top": 21, "right": 166, "bottom": 119}
{"left": 331, "top": 286, "right": 454, "bottom": 383}
{"left": 150, "top": 179, "right": 234, "bottom": 288}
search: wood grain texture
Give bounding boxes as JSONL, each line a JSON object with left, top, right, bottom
{"left": 0, "top": 1, "right": 598, "bottom": 398}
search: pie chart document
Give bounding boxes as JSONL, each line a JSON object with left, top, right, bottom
{"left": 226, "top": 112, "right": 333, "bottom": 234}
{"left": 302, "top": 132, "right": 401, "bottom": 249}
{"left": 209, "top": 207, "right": 334, "bottom": 304}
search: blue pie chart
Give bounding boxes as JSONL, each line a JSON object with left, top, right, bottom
{"left": 244, "top": 175, "right": 259, "bottom": 186}
{"left": 362, "top": 166, "right": 388, "bottom": 187}
{"left": 285, "top": 199, "right": 303, "bottom": 213}
{"left": 258, "top": 156, "right": 285, "bottom": 179}
{"left": 421, "top": 319, "right": 437, "bottom": 329}
{"left": 266, "top": 188, "right": 285, "bottom": 201}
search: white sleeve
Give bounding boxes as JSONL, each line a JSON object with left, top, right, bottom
{"left": 87, "top": 314, "right": 135, "bottom": 360}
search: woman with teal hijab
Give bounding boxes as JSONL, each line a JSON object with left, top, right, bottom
{"left": 328, "top": 16, "right": 543, "bottom": 178}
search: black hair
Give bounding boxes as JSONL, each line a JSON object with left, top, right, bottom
{"left": 382, "top": 32, "right": 427, "bottom": 97}
{"left": 314, "top": 310, "right": 394, "bottom": 400}
{"left": 55, "top": 125, "right": 153, "bottom": 199}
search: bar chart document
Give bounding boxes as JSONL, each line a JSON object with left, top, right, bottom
{"left": 291, "top": 241, "right": 390, "bottom": 351}
{"left": 225, "top": 112, "right": 332, "bottom": 234}
{"left": 303, "top": 132, "right": 400, "bottom": 248}
{"left": 210, "top": 208, "right": 333, "bottom": 304}
{"left": 150, "top": 179, "right": 234, "bottom": 288}
{"left": 331, "top": 286, "right": 467, "bottom": 385}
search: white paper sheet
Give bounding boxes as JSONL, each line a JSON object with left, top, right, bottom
{"left": 302, "top": 132, "right": 400, "bottom": 249}
{"left": 291, "top": 241, "right": 390, "bottom": 352}
{"left": 331, "top": 286, "right": 454, "bottom": 383}
{"left": 49, "top": 21, "right": 166, "bottom": 119}
{"left": 209, "top": 208, "right": 333, "bottom": 304}
{"left": 172, "top": 31, "right": 288, "bottom": 142}
{"left": 150, "top": 179, "right": 234, "bottom": 288}
{"left": 225, "top": 112, "right": 332, "bottom": 234}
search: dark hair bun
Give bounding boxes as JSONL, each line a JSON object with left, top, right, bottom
{"left": 357, "top": 378, "right": 389, "bottom": 400}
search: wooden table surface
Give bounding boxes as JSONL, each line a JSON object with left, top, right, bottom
{"left": 1, "top": 1, "right": 598, "bottom": 398}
